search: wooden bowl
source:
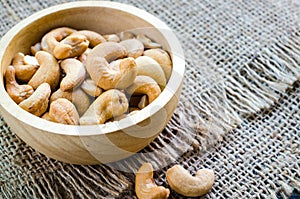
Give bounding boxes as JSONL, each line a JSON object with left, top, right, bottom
{"left": 0, "top": 1, "right": 185, "bottom": 164}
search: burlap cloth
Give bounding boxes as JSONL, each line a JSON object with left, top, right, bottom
{"left": 1, "top": 0, "right": 300, "bottom": 198}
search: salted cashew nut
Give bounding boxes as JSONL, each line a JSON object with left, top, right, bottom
{"left": 166, "top": 165, "right": 215, "bottom": 197}
{"left": 135, "top": 56, "right": 167, "bottom": 89}
{"left": 135, "top": 163, "right": 170, "bottom": 199}
{"left": 120, "top": 39, "right": 144, "bottom": 58}
{"left": 49, "top": 98, "right": 80, "bottom": 125}
{"left": 12, "top": 52, "right": 39, "bottom": 82}
{"left": 138, "top": 95, "right": 149, "bottom": 109}
{"left": 79, "top": 89, "right": 128, "bottom": 125}
{"left": 119, "top": 31, "right": 135, "bottom": 41}
{"left": 41, "top": 27, "right": 76, "bottom": 54}
{"left": 126, "top": 76, "right": 161, "bottom": 103}
{"left": 85, "top": 42, "right": 138, "bottom": 90}
{"left": 80, "top": 79, "right": 103, "bottom": 97}
{"left": 72, "top": 30, "right": 106, "bottom": 47}
{"left": 144, "top": 49, "right": 172, "bottom": 81}
{"left": 60, "top": 58, "right": 86, "bottom": 91}
{"left": 50, "top": 88, "right": 90, "bottom": 116}
{"left": 103, "top": 34, "right": 120, "bottom": 42}
{"left": 28, "top": 51, "right": 60, "bottom": 90}
{"left": 137, "top": 34, "right": 162, "bottom": 49}
{"left": 19, "top": 83, "right": 51, "bottom": 117}
{"left": 30, "top": 42, "right": 42, "bottom": 55}
{"left": 5, "top": 65, "right": 34, "bottom": 104}
{"left": 53, "top": 34, "right": 89, "bottom": 59}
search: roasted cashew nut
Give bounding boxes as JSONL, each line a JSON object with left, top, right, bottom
{"left": 53, "top": 34, "right": 89, "bottom": 59}
{"left": 120, "top": 39, "right": 144, "bottom": 58}
{"left": 41, "top": 27, "right": 76, "bottom": 54}
{"left": 28, "top": 51, "right": 60, "bottom": 90}
{"left": 126, "top": 76, "right": 161, "bottom": 103}
{"left": 60, "top": 58, "right": 86, "bottom": 91}
{"left": 166, "top": 165, "right": 215, "bottom": 197}
{"left": 50, "top": 88, "right": 90, "bottom": 116}
{"left": 79, "top": 89, "right": 128, "bottom": 125}
{"left": 5, "top": 65, "right": 34, "bottom": 104}
{"left": 12, "top": 52, "right": 39, "bottom": 83}
{"left": 49, "top": 98, "right": 80, "bottom": 125}
{"left": 80, "top": 79, "right": 103, "bottom": 97}
{"left": 137, "top": 34, "right": 162, "bottom": 49}
{"left": 138, "top": 95, "right": 149, "bottom": 109}
{"left": 135, "top": 56, "right": 166, "bottom": 89}
{"left": 119, "top": 31, "right": 135, "bottom": 41}
{"left": 72, "top": 30, "right": 106, "bottom": 47}
{"left": 103, "top": 34, "right": 120, "bottom": 42}
{"left": 135, "top": 163, "right": 170, "bottom": 199}
{"left": 19, "top": 83, "right": 51, "bottom": 117}
{"left": 31, "top": 42, "right": 42, "bottom": 55}
{"left": 85, "top": 42, "right": 138, "bottom": 90}
{"left": 143, "top": 49, "right": 172, "bottom": 81}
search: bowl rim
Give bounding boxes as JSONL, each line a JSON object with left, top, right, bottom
{"left": 0, "top": 1, "right": 185, "bottom": 136}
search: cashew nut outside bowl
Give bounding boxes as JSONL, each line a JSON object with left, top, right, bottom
{"left": 0, "top": 1, "right": 185, "bottom": 164}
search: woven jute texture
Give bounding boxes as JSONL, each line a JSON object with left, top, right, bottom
{"left": 1, "top": 0, "right": 300, "bottom": 198}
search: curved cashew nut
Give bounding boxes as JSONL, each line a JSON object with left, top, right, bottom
{"left": 144, "top": 49, "right": 172, "bottom": 81}
{"left": 166, "top": 165, "right": 215, "bottom": 197}
{"left": 79, "top": 89, "right": 128, "bottom": 125}
{"left": 137, "top": 34, "right": 162, "bottom": 49}
{"left": 49, "top": 98, "right": 80, "bottom": 125}
{"left": 72, "top": 30, "right": 106, "bottom": 47}
{"left": 78, "top": 48, "right": 92, "bottom": 63}
{"left": 41, "top": 27, "right": 76, "bottom": 54}
{"left": 119, "top": 31, "right": 135, "bottom": 41}
{"left": 12, "top": 52, "right": 39, "bottom": 83}
{"left": 126, "top": 76, "right": 161, "bottom": 103}
{"left": 28, "top": 51, "right": 60, "bottom": 90}
{"left": 135, "top": 163, "right": 170, "bottom": 199}
{"left": 60, "top": 58, "right": 86, "bottom": 91}
{"left": 19, "top": 83, "right": 51, "bottom": 117}
{"left": 53, "top": 34, "right": 89, "bottom": 59}
{"left": 80, "top": 79, "right": 103, "bottom": 97}
{"left": 103, "top": 34, "right": 120, "bottom": 42}
{"left": 120, "top": 39, "right": 144, "bottom": 58}
{"left": 135, "top": 56, "right": 166, "bottom": 89}
{"left": 50, "top": 88, "right": 90, "bottom": 116}
{"left": 5, "top": 65, "right": 34, "bottom": 104}
{"left": 85, "top": 42, "right": 138, "bottom": 90}
{"left": 31, "top": 42, "right": 42, "bottom": 55}
{"left": 138, "top": 95, "right": 149, "bottom": 109}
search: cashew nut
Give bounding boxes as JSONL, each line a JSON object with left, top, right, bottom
{"left": 137, "top": 34, "right": 162, "bottom": 49}
{"left": 78, "top": 48, "right": 92, "bottom": 63}
{"left": 143, "top": 49, "right": 172, "bottom": 81}
{"left": 120, "top": 39, "right": 144, "bottom": 58}
{"left": 50, "top": 88, "right": 90, "bottom": 116}
{"left": 85, "top": 42, "right": 138, "bottom": 90}
{"left": 135, "top": 163, "right": 170, "bottom": 199}
{"left": 119, "top": 31, "right": 135, "bottom": 41}
{"left": 19, "top": 83, "right": 51, "bottom": 116}
{"left": 49, "top": 98, "right": 80, "bottom": 125}
{"left": 138, "top": 95, "right": 149, "bottom": 109}
{"left": 60, "top": 58, "right": 86, "bottom": 91}
{"left": 166, "top": 165, "right": 215, "bottom": 197}
{"left": 31, "top": 42, "right": 42, "bottom": 55}
{"left": 72, "top": 30, "right": 106, "bottom": 47}
{"left": 126, "top": 76, "right": 161, "bottom": 103}
{"left": 28, "top": 51, "right": 60, "bottom": 90}
{"left": 53, "top": 34, "right": 89, "bottom": 59}
{"left": 80, "top": 79, "right": 103, "bottom": 97}
{"left": 12, "top": 52, "right": 39, "bottom": 83}
{"left": 41, "top": 112, "right": 52, "bottom": 121}
{"left": 135, "top": 56, "right": 166, "bottom": 89}
{"left": 103, "top": 34, "right": 120, "bottom": 42}
{"left": 5, "top": 65, "right": 34, "bottom": 104}
{"left": 41, "top": 27, "right": 76, "bottom": 54}
{"left": 79, "top": 89, "right": 128, "bottom": 125}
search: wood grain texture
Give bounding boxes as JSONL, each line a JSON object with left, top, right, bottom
{"left": 0, "top": 1, "right": 185, "bottom": 164}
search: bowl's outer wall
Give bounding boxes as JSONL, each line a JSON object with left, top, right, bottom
{"left": 0, "top": 2, "right": 185, "bottom": 164}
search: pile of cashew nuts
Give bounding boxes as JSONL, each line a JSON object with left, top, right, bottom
{"left": 5, "top": 27, "right": 172, "bottom": 125}
{"left": 135, "top": 163, "right": 215, "bottom": 198}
